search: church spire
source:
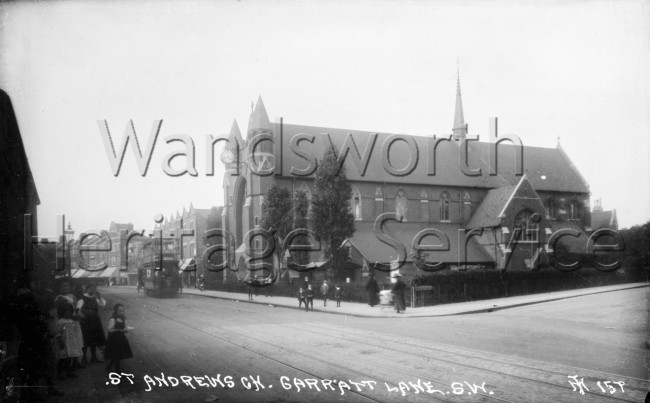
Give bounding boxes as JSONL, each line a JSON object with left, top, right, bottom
{"left": 452, "top": 64, "right": 468, "bottom": 141}
{"left": 248, "top": 95, "right": 272, "bottom": 137}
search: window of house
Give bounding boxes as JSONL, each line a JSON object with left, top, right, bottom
{"left": 395, "top": 189, "right": 408, "bottom": 220}
{"left": 514, "top": 210, "right": 538, "bottom": 242}
{"left": 351, "top": 187, "right": 362, "bottom": 220}
{"left": 440, "top": 192, "right": 450, "bottom": 221}
{"left": 546, "top": 199, "right": 558, "bottom": 219}
{"left": 569, "top": 200, "right": 581, "bottom": 220}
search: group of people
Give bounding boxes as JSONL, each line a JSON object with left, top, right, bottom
{"left": 365, "top": 273, "right": 407, "bottom": 313}
{"left": 7, "top": 277, "right": 133, "bottom": 400}
{"left": 297, "top": 281, "right": 343, "bottom": 311}
{"left": 54, "top": 282, "right": 134, "bottom": 374}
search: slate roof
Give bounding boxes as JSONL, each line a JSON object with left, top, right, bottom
{"left": 465, "top": 184, "right": 517, "bottom": 228}
{"left": 344, "top": 221, "right": 493, "bottom": 265}
{"left": 591, "top": 210, "right": 618, "bottom": 230}
{"left": 272, "top": 122, "right": 589, "bottom": 194}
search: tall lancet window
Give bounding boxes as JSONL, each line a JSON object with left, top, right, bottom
{"left": 395, "top": 189, "right": 408, "bottom": 220}
{"left": 440, "top": 192, "right": 450, "bottom": 221}
{"left": 569, "top": 200, "right": 581, "bottom": 220}
{"left": 351, "top": 187, "right": 362, "bottom": 221}
{"left": 514, "top": 210, "right": 538, "bottom": 242}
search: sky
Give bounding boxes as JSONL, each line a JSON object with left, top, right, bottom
{"left": 1, "top": 0, "right": 649, "bottom": 237}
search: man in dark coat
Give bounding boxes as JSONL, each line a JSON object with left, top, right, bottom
{"left": 365, "top": 275, "right": 379, "bottom": 307}
{"left": 392, "top": 273, "right": 407, "bottom": 313}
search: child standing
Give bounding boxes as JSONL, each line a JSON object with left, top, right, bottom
{"left": 297, "top": 287, "right": 306, "bottom": 311}
{"left": 55, "top": 303, "right": 83, "bottom": 379}
{"left": 104, "top": 304, "right": 133, "bottom": 373}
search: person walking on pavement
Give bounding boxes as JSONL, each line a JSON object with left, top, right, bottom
{"left": 76, "top": 284, "right": 106, "bottom": 364}
{"left": 334, "top": 283, "right": 342, "bottom": 307}
{"left": 320, "top": 280, "right": 329, "bottom": 307}
{"left": 247, "top": 277, "right": 254, "bottom": 301}
{"left": 365, "top": 274, "right": 379, "bottom": 307}
{"left": 137, "top": 273, "right": 145, "bottom": 293}
{"left": 392, "top": 273, "right": 407, "bottom": 313}
{"left": 306, "top": 284, "right": 314, "bottom": 311}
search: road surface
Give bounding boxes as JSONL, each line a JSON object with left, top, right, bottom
{"left": 90, "top": 286, "right": 648, "bottom": 402}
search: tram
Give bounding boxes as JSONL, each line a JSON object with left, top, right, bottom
{"left": 140, "top": 237, "right": 181, "bottom": 297}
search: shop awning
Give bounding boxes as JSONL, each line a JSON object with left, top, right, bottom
{"left": 71, "top": 266, "right": 120, "bottom": 278}
{"left": 98, "top": 266, "right": 120, "bottom": 278}
{"left": 178, "top": 258, "right": 196, "bottom": 271}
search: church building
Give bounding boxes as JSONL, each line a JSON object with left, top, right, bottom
{"left": 220, "top": 76, "right": 606, "bottom": 283}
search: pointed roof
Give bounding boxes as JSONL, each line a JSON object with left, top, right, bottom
{"left": 228, "top": 119, "right": 244, "bottom": 147}
{"left": 452, "top": 66, "right": 468, "bottom": 138}
{"left": 466, "top": 175, "right": 546, "bottom": 228}
{"left": 465, "top": 184, "right": 518, "bottom": 228}
{"left": 248, "top": 95, "right": 272, "bottom": 134}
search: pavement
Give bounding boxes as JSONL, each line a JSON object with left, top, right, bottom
{"left": 178, "top": 281, "right": 650, "bottom": 318}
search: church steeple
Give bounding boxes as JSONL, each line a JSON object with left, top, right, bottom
{"left": 452, "top": 65, "right": 468, "bottom": 142}
{"left": 248, "top": 95, "right": 272, "bottom": 137}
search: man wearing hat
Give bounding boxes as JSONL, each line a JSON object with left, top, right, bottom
{"left": 392, "top": 272, "right": 407, "bottom": 313}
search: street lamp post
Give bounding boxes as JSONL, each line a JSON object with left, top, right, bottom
{"left": 159, "top": 228, "right": 163, "bottom": 274}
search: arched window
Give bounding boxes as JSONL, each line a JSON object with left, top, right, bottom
{"left": 514, "top": 210, "right": 539, "bottom": 242}
{"left": 351, "top": 187, "right": 362, "bottom": 221}
{"left": 569, "top": 200, "right": 581, "bottom": 220}
{"left": 440, "top": 192, "right": 450, "bottom": 221}
{"left": 395, "top": 189, "right": 408, "bottom": 220}
{"left": 546, "top": 199, "right": 558, "bottom": 220}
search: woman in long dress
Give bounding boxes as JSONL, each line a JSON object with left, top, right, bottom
{"left": 76, "top": 284, "right": 106, "bottom": 363}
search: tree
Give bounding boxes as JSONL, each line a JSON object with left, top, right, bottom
{"left": 261, "top": 186, "right": 293, "bottom": 240}
{"left": 310, "top": 146, "right": 355, "bottom": 279}
{"left": 291, "top": 189, "right": 310, "bottom": 266}
{"left": 260, "top": 186, "right": 293, "bottom": 279}
{"left": 620, "top": 221, "right": 650, "bottom": 269}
